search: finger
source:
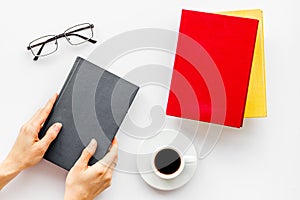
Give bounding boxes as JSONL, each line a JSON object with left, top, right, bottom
{"left": 105, "top": 162, "right": 116, "bottom": 178}
{"left": 35, "top": 94, "right": 58, "bottom": 126}
{"left": 111, "top": 138, "right": 118, "bottom": 149}
{"left": 95, "top": 140, "right": 118, "bottom": 169}
{"left": 29, "top": 108, "right": 43, "bottom": 123}
{"left": 105, "top": 141, "right": 118, "bottom": 172}
{"left": 28, "top": 109, "right": 44, "bottom": 132}
{"left": 31, "top": 94, "right": 58, "bottom": 123}
{"left": 38, "top": 122, "right": 62, "bottom": 149}
{"left": 74, "top": 139, "right": 97, "bottom": 168}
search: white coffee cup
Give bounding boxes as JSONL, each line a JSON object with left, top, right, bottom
{"left": 152, "top": 146, "right": 197, "bottom": 180}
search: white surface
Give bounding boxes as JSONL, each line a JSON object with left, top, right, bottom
{"left": 137, "top": 129, "right": 197, "bottom": 190}
{"left": 0, "top": 0, "right": 299, "bottom": 200}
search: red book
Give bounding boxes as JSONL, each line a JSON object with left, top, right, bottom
{"left": 166, "top": 10, "right": 259, "bottom": 128}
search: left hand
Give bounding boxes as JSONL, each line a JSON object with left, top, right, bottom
{"left": 3, "top": 94, "right": 62, "bottom": 172}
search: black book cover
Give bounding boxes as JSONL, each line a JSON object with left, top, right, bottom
{"left": 39, "top": 57, "right": 139, "bottom": 170}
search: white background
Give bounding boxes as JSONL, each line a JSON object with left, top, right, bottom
{"left": 0, "top": 0, "right": 299, "bottom": 199}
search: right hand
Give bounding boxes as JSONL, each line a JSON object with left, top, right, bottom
{"left": 64, "top": 139, "right": 118, "bottom": 200}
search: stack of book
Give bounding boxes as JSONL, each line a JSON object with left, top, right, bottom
{"left": 166, "top": 9, "right": 267, "bottom": 128}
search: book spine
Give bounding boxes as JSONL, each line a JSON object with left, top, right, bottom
{"left": 38, "top": 57, "right": 83, "bottom": 138}
{"left": 55, "top": 57, "right": 83, "bottom": 106}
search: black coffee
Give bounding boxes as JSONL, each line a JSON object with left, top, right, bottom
{"left": 154, "top": 148, "right": 181, "bottom": 175}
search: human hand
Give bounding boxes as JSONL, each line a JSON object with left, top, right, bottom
{"left": 64, "top": 139, "right": 118, "bottom": 200}
{"left": 3, "top": 94, "right": 62, "bottom": 173}
{"left": 0, "top": 94, "right": 62, "bottom": 190}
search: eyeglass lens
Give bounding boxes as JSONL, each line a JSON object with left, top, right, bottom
{"left": 64, "top": 23, "right": 93, "bottom": 45}
{"left": 29, "top": 35, "right": 58, "bottom": 57}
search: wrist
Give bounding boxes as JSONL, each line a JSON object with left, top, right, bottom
{"left": 0, "top": 159, "right": 22, "bottom": 179}
{"left": 0, "top": 159, "right": 22, "bottom": 190}
{"left": 64, "top": 193, "right": 85, "bottom": 200}
{"left": 2, "top": 157, "right": 23, "bottom": 175}
{"left": 64, "top": 186, "right": 89, "bottom": 200}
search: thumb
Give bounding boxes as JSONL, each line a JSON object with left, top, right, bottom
{"left": 74, "top": 139, "right": 97, "bottom": 168}
{"left": 97, "top": 139, "right": 118, "bottom": 168}
{"left": 39, "top": 122, "right": 62, "bottom": 150}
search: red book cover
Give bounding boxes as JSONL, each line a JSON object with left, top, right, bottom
{"left": 166, "top": 10, "right": 259, "bottom": 128}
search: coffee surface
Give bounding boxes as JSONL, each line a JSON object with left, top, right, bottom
{"left": 154, "top": 148, "right": 181, "bottom": 175}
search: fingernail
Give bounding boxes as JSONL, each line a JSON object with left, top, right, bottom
{"left": 87, "top": 138, "right": 97, "bottom": 154}
{"left": 53, "top": 123, "right": 62, "bottom": 131}
{"left": 112, "top": 138, "right": 118, "bottom": 145}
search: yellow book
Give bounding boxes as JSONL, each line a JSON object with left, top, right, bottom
{"left": 218, "top": 9, "right": 267, "bottom": 118}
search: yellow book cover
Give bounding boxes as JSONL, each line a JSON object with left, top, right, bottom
{"left": 218, "top": 9, "right": 267, "bottom": 118}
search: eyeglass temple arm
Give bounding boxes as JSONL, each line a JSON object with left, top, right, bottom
{"left": 65, "top": 33, "right": 97, "bottom": 44}
{"left": 65, "top": 24, "right": 96, "bottom": 43}
{"left": 27, "top": 36, "right": 57, "bottom": 50}
{"left": 66, "top": 24, "right": 94, "bottom": 35}
{"left": 27, "top": 36, "right": 57, "bottom": 61}
{"left": 33, "top": 43, "right": 46, "bottom": 61}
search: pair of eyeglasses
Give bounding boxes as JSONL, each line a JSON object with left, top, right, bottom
{"left": 27, "top": 23, "right": 97, "bottom": 61}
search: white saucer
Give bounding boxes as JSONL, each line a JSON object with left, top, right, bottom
{"left": 136, "top": 129, "right": 198, "bottom": 191}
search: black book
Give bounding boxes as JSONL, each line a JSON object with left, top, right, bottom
{"left": 39, "top": 57, "right": 139, "bottom": 170}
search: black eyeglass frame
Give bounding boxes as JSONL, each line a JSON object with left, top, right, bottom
{"left": 27, "top": 23, "right": 97, "bottom": 61}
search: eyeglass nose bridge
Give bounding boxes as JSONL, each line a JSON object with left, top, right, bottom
{"left": 56, "top": 33, "right": 73, "bottom": 43}
{"left": 56, "top": 33, "right": 65, "bottom": 40}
